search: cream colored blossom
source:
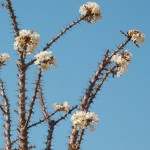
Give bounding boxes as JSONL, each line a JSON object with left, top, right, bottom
{"left": 34, "top": 51, "right": 56, "bottom": 71}
{"left": 111, "top": 50, "right": 132, "bottom": 77}
{"left": 79, "top": 2, "right": 101, "bottom": 23}
{"left": 53, "top": 101, "right": 70, "bottom": 112}
{"left": 0, "top": 53, "right": 10, "bottom": 67}
{"left": 71, "top": 111, "right": 99, "bottom": 130}
{"left": 14, "top": 29, "right": 40, "bottom": 54}
{"left": 128, "top": 29, "right": 144, "bottom": 45}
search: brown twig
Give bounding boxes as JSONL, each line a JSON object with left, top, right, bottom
{"left": 24, "top": 70, "right": 42, "bottom": 129}
{"left": 69, "top": 35, "right": 131, "bottom": 150}
{"left": 38, "top": 84, "right": 53, "bottom": 149}
{"left": 26, "top": 16, "right": 85, "bottom": 68}
{"left": 42, "top": 16, "right": 85, "bottom": 51}
{"left": 0, "top": 80, "right": 12, "bottom": 150}
{"left": 55, "top": 105, "right": 78, "bottom": 125}
{"left": 45, "top": 120, "right": 55, "bottom": 150}
{"left": 80, "top": 50, "right": 110, "bottom": 110}
{"left": 27, "top": 110, "right": 58, "bottom": 129}
{"left": 85, "top": 67, "right": 116, "bottom": 111}
{"left": 11, "top": 137, "right": 19, "bottom": 146}
{"left": 6, "top": 0, "right": 19, "bottom": 37}
{"left": 0, "top": 104, "right": 6, "bottom": 114}
{"left": 76, "top": 129, "right": 85, "bottom": 150}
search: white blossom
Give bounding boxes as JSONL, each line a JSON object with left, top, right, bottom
{"left": 128, "top": 29, "right": 144, "bottom": 45}
{"left": 34, "top": 51, "right": 56, "bottom": 71}
{"left": 79, "top": 2, "right": 101, "bottom": 23}
{"left": 14, "top": 29, "right": 40, "bottom": 55}
{"left": 71, "top": 111, "right": 99, "bottom": 130}
{"left": 53, "top": 101, "right": 70, "bottom": 112}
{"left": 111, "top": 50, "right": 132, "bottom": 77}
{"left": 0, "top": 53, "right": 10, "bottom": 67}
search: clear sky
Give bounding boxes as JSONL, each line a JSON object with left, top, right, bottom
{"left": 0, "top": 0, "right": 150, "bottom": 150}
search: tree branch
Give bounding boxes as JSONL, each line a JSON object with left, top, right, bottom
{"left": 24, "top": 70, "right": 42, "bottom": 129}
{"left": 6, "top": 0, "right": 19, "bottom": 37}
{"left": 42, "top": 16, "right": 85, "bottom": 51}
{"left": 0, "top": 80, "right": 12, "bottom": 150}
{"left": 27, "top": 110, "right": 58, "bottom": 129}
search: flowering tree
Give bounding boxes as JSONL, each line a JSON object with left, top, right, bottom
{"left": 0, "top": 1, "right": 145, "bottom": 150}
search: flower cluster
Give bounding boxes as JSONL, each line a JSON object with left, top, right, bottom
{"left": 71, "top": 111, "right": 99, "bottom": 130}
{"left": 79, "top": 2, "right": 101, "bottom": 23}
{"left": 34, "top": 51, "right": 56, "bottom": 71}
{"left": 14, "top": 29, "right": 40, "bottom": 55}
{"left": 53, "top": 101, "right": 70, "bottom": 112}
{"left": 128, "top": 29, "right": 144, "bottom": 45}
{"left": 111, "top": 50, "right": 132, "bottom": 77}
{"left": 0, "top": 53, "right": 10, "bottom": 67}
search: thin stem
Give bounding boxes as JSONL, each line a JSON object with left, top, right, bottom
{"left": 42, "top": 16, "right": 84, "bottom": 51}
{"left": 26, "top": 16, "right": 85, "bottom": 68}
{"left": 6, "top": 0, "right": 19, "bottom": 37}
{"left": 38, "top": 85, "right": 52, "bottom": 149}
{"left": 0, "top": 104, "right": 6, "bottom": 114}
{"left": 45, "top": 121, "right": 55, "bottom": 150}
{"left": 85, "top": 67, "right": 115, "bottom": 111}
{"left": 76, "top": 129, "right": 85, "bottom": 150}
{"left": 80, "top": 50, "right": 110, "bottom": 110}
{"left": 0, "top": 80, "right": 12, "bottom": 150}
{"left": 38, "top": 85, "right": 50, "bottom": 123}
{"left": 55, "top": 105, "right": 78, "bottom": 125}
{"left": 11, "top": 137, "right": 19, "bottom": 146}
{"left": 27, "top": 110, "right": 58, "bottom": 129}
{"left": 24, "top": 71, "right": 42, "bottom": 129}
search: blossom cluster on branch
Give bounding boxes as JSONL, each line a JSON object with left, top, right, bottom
{"left": 13, "top": 29, "right": 40, "bottom": 55}
{"left": 111, "top": 50, "right": 132, "bottom": 77}
{"left": 71, "top": 111, "right": 99, "bottom": 130}
{"left": 79, "top": 2, "right": 101, "bottom": 23}
{"left": 53, "top": 101, "right": 70, "bottom": 112}
{"left": 0, "top": 53, "right": 10, "bottom": 67}
{"left": 0, "top": 1, "right": 146, "bottom": 150}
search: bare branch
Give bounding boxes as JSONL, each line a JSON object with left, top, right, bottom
{"left": 76, "top": 129, "right": 85, "bottom": 150}
{"left": 27, "top": 110, "right": 58, "bottom": 129}
{"left": 24, "top": 71, "right": 42, "bottom": 129}
{"left": 0, "top": 104, "right": 6, "bottom": 114}
{"left": 38, "top": 84, "right": 52, "bottom": 149}
{"left": 0, "top": 80, "right": 12, "bottom": 150}
{"left": 42, "top": 16, "right": 85, "bottom": 51}
{"left": 85, "top": 67, "right": 116, "bottom": 111}
{"left": 11, "top": 137, "right": 19, "bottom": 146}
{"left": 6, "top": 0, "right": 19, "bottom": 37}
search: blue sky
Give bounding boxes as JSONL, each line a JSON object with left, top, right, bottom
{"left": 0, "top": 0, "right": 150, "bottom": 149}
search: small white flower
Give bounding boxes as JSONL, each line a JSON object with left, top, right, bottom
{"left": 1, "top": 53, "right": 10, "bottom": 62}
{"left": 63, "top": 101, "right": 70, "bottom": 110}
{"left": 111, "top": 50, "right": 132, "bottom": 77}
{"left": 53, "top": 101, "right": 70, "bottom": 112}
{"left": 128, "top": 29, "right": 144, "bottom": 45}
{"left": 0, "top": 53, "right": 10, "bottom": 67}
{"left": 71, "top": 111, "right": 99, "bottom": 130}
{"left": 14, "top": 29, "right": 40, "bottom": 55}
{"left": 34, "top": 51, "right": 56, "bottom": 71}
{"left": 79, "top": 2, "right": 102, "bottom": 23}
